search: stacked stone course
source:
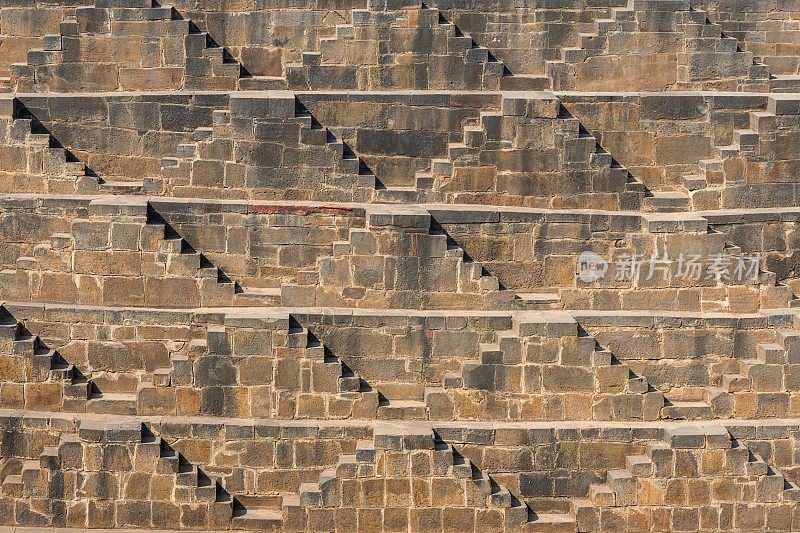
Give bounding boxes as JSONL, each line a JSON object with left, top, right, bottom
{"left": 5, "top": 0, "right": 800, "bottom": 531}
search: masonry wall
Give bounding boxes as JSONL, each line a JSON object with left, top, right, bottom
{"left": 5, "top": 0, "right": 800, "bottom": 530}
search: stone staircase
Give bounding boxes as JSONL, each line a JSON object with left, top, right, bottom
{"left": 0, "top": 304, "right": 160, "bottom": 416}
{"left": 376, "top": 95, "right": 647, "bottom": 210}
{"left": 0, "top": 419, "right": 268, "bottom": 529}
{"left": 306, "top": 206, "right": 516, "bottom": 310}
{"left": 545, "top": 0, "right": 768, "bottom": 92}
{"left": 272, "top": 325, "right": 381, "bottom": 419}
{"left": 440, "top": 312, "right": 664, "bottom": 421}
{"left": 5, "top": 204, "right": 274, "bottom": 308}
{"left": 3, "top": 115, "right": 94, "bottom": 193}
{"left": 161, "top": 100, "right": 376, "bottom": 202}
{"left": 681, "top": 95, "right": 800, "bottom": 209}
{"left": 9, "top": 0, "right": 240, "bottom": 93}
{"left": 0, "top": 305, "right": 129, "bottom": 415}
{"left": 143, "top": 214, "right": 280, "bottom": 307}
{"left": 570, "top": 425, "right": 800, "bottom": 531}
{"left": 545, "top": 3, "right": 639, "bottom": 89}
{"left": 280, "top": 2, "right": 549, "bottom": 92}
{"left": 724, "top": 328, "right": 800, "bottom": 391}
{"left": 159, "top": 94, "right": 650, "bottom": 210}
{"left": 519, "top": 212, "right": 798, "bottom": 312}
{"left": 660, "top": 324, "right": 800, "bottom": 421}
{"left": 286, "top": 425, "right": 576, "bottom": 532}
{"left": 674, "top": 8, "right": 770, "bottom": 89}
{"left": 621, "top": 216, "right": 795, "bottom": 311}
{"left": 5, "top": 111, "right": 163, "bottom": 194}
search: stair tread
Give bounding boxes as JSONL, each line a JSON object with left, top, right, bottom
{"left": 532, "top": 513, "right": 576, "bottom": 523}
{"left": 88, "top": 392, "right": 136, "bottom": 400}
{"left": 383, "top": 400, "right": 426, "bottom": 407}
{"left": 647, "top": 191, "right": 690, "bottom": 199}
{"left": 239, "top": 287, "right": 281, "bottom": 296}
{"left": 516, "top": 292, "right": 560, "bottom": 301}
{"left": 235, "top": 508, "right": 282, "bottom": 519}
{"left": 667, "top": 400, "right": 711, "bottom": 407}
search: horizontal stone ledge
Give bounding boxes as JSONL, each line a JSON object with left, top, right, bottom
{"left": 0, "top": 193, "right": 711, "bottom": 226}
{"left": 556, "top": 90, "right": 774, "bottom": 100}
{"left": 3, "top": 408, "right": 800, "bottom": 439}
{"left": 4, "top": 194, "right": 800, "bottom": 228}
{"left": 572, "top": 309, "right": 791, "bottom": 329}
{"left": 0, "top": 528, "right": 215, "bottom": 533}
{"left": 700, "top": 206, "right": 800, "bottom": 224}
{"left": 3, "top": 300, "right": 796, "bottom": 325}
{"left": 7, "top": 90, "right": 788, "bottom": 99}
{"left": 7, "top": 89, "right": 526, "bottom": 98}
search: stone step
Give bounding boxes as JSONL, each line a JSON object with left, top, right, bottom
{"left": 661, "top": 400, "right": 714, "bottom": 420}
{"left": 442, "top": 372, "right": 463, "bottom": 388}
{"left": 514, "top": 292, "right": 561, "bottom": 310}
{"left": 488, "top": 485, "right": 513, "bottom": 508}
{"left": 50, "top": 362, "right": 75, "bottom": 382}
{"left": 86, "top": 392, "right": 137, "bottom": 415}
{"left": 231, "top": 508, "right": 282, "bottom": 530}
{"left": 373, "top": 187, "right": 420, "bottom": 203}
{"left": 642, "top": 191, "right": 691, "bottom": 212}
{"left": 355, "top": 440, "right": 376, "bottom": 463}
{"left": 588, "top": 483, "right": 615, "bottom": 506}
{"left": 237, "top": 76, "right": 288, "bottom": 90}
{"left": 721, "top": 372, "right": 750, "bottom": 392}
{"left": 233, "top": 286, "right": 282, "bottom": 306}
{"left": 770, "top": 75, "right": 800, "bottom": 93}
{"left": 2, "top": 474, "right": 23, "bottom": 497}
{"left": 160, "top": 237, "right": 184, "bottom": 254}
{"left": 625, "top": 454, "right": 653, "bottom": 477}
{"left": 0, "top": 318, "right": 20, "bottom": 341}
{"left": 526, "top": 513, "right": 576, "bottom": 532}
{"left": 499, "top": 74, "right": 551, "bottom": 90}
{"left": 377, "top": 400, "right": 427, "bottom": 420}
{"left": 733, "top": 128, "right": 759, "bottom": 147}
{"left": 298, "top": 482, "right": 322, "bottom": 506}
{"left": 645, "top": 440, "right": 671, "bottom": 459}
{"left": 757, "top": 342, "right": 785, "bottom": 364}
{"left": 558, "top": 47, "right": 585, "bottom": 63}
{"left": 746, "top": 452, "right": 769, "bottom": 476}
{"left": 479, "top": 343, "right": 503, "bottom": 364}
{"left": 682, "top": 174, "right": 707, "bottom": 191}
{"left": 99, "top": 179, "right": 144, "bottom": 194}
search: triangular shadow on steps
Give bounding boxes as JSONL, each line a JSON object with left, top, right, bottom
{"left": 14, "top": 103, "right": 96, "bottom": 173}
{"left": 429, "top": 219, "right": 510, "bottom": 291}
{"left": 146, "top": 205, "right": 238, "bottom": 287}
{"left": 288, "top": 315, "right": 304, "bottom": 334}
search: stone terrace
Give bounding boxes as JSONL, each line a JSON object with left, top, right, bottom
{"left": 3, "top": 0, "right": 800, "bottom": 531}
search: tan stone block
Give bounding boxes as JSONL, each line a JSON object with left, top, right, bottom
{"left": 0, "top": 383, "right": 24, "bottom": 409}
{"left": 360, "top": 478, "right": 385, "bottom": 507}
{"left": 410, "top": 508, "right": 442, "bottom": 532}
{"left": 355, "top": 508, "right": 382, "bottom": 533}
{"left": 474, "top": 508, "right": 504, "bottom": 533}
{"left": 103, "top": 277, "right": 145, "bottom": 306}
{"left": 296, "top": 393, "right": 326, "bottom": 418}
{"left": 73, "top": 250, "right": 142, "bottom": 276}
{"left": 34, "top": 272, "right": 78, "bottom": 302}
{"left": 176, "top": 388, "right": 201, "bottom": 416}
{"left": 411, "top": 477, "right": 430, "bottom": 507}
{"left": 385, "top": 478, "right": 411, "bottom": 507}
{"left": 383, "top": 507, "right": 409, "bottom": 532}
{"left": 24, "top": 382, "right": 62, "bottom": 410}
{"left": 431, "top": 477, "right": 465, "bottom": 506}
{"left": 144, "top": 278, "right": 201, "bottom": 307}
